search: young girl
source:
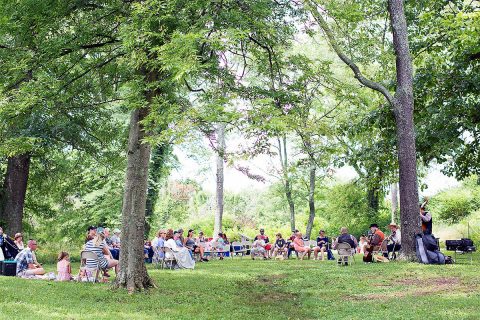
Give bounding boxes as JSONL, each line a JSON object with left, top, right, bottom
{"left": 57, "top": 251, "right": 72, "bottom": 281}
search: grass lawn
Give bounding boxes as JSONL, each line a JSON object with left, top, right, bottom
{"left": 0, "top": 253, "right": 479, "bottom": 320}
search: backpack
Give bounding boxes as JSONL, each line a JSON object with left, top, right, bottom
{"left": 415, "top": 233, "right": 445, "bottom": 265}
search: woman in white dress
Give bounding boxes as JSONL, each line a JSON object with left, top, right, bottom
{"left": 164, "top": 229, "right": 195, "bottom": 269}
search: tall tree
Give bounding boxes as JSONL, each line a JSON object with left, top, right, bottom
{"left": 214, "top": 123, "right": 226, "bottom": 235}
{"left": 306, "top": 0, "right": 421, "bottom": 258}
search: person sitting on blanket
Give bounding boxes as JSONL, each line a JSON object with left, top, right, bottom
{"left": 383, "top": 223, "right": 401, "bottom": 259}
{"left": 185, "top": 229, "right": 208, "bottom": 262}
{"left": 272, "top": 233, "right": 288, "bottom": 258}
{"left": 15, "top": 239, "right": 46, "bottom": 277}
{"left": 313, "top": 230, "right": 334, "bottom": 261}
{"left": 164, "top": 229, "right": 195, "bottom": 269}
{"left": 251, "top": 237, "right": 268, "bottom": 260}
{"left": 293, "top": 232, "right": 311, "bottom": 260}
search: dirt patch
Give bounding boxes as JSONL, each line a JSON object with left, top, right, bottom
{"left": 256, "top": 274, "right": 287, "bottom": 284}
{"left": 345, "top": 277, "right": 471, "bottom": 302}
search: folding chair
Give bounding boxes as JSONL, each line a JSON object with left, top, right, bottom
{"left": 336, "top": 243, "right": 355, "bottom": 265}
{"left": 79, "top": 250, "right": 101, "bottom": 282}
{"left": 162, "top": 247, "right": 176, "bottom": 270}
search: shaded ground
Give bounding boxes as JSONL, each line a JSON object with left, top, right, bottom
{"left": 0, "top": 253, "right": 479, "bottom": 320}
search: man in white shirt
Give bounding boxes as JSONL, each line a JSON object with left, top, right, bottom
{"left": 385, "top": 223, "right": 401, "bottom": 259}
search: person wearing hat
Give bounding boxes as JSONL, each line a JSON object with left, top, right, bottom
{"left": 14, "top": 233, "right": 25, "bottom": 250}
{"left": 384, "top": 223, "right": 401, "bottom": 259}
{"left": 364, "top": 223, "right": 385, "bottom": 259}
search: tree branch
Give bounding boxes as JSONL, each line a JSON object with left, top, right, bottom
{"left": 306, "top": 1, "right": 395, "bottom": 107}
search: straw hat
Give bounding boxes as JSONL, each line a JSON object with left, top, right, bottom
{"left": 388, "top": 223, "right": 399, "bottom": 229}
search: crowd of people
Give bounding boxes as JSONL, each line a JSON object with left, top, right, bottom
{"left": 0, "top": 203, "right": 437, "bottom": 281}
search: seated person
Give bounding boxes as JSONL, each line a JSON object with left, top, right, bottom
{"left": 251, "top": 237, "right": 268, "bottom": 260}
{"left": 365, "top": 223, "right": 385, "bottom": 252}
{"left": 287, "top": 229, "right": 299, "bottom": 258}
{"left": 216, "top": 233, "right": 226, "bottom": 260}
{"left": 357, "top": 235, "right": 368, "bottom": 254}
{"left": 164, "top": 229, "right": 195, "bottom": 269}
{"left": 14, "top": 233, "right": 25, "bottom": 250}
{"left": 332, "top": 227, "right": 358, "bottom": 264}
{"left": 57, "top": 251, "right": 72, "bottom": 281}
{"left": 144, "top": 240, "right": 153, "bottom": 263}
{"left": 174, "top": 231, "right": 184, "bottom": 247}
{"left": 85, "top": 230, "right": 119, "bottom": 276}
{"left": 293, "top": 232, "right": 311, "bottom": 260}
{"left": 363, "top": 224, "right": 385, "bottom": 262}
{"left": 104, "top": 228, "right": 119, "bottom": 260}
{"left": 111, "top": 228, "right": 121, "bottom": 248}
{"left": 272, "top": 233, "right": 288, "bottom": 258}
{"left": 185, "top": 229, "right": 207, "bottom": 262}
{"left": 313, "top": 230, "right": 333, "bottom": 260}
{"left": 384, "top": 223, "right": 401, "bottom": 258}
{"left": 15, "top": 239, "right": 45, "bottom": 277}
{"left": 254, "top": 228, "right": 271, "bottom": 257}
{"left": 152, "top": 229, "right": 166, "bottom": 262}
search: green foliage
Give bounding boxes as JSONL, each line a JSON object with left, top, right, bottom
{"left": 429, "top": 177, "right": 480, "bottom": 224}
{"left": 320, "top": 182, "right": 390, "bottom": 237}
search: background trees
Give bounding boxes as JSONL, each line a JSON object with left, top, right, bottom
{"left": 0, "top": 0, "right": 478, "bottom": 287}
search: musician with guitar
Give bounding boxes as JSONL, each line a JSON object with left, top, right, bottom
{"left": 363, "top": 223, "right": 385, "bottom": 262}
{"left": 384, "top": 223, "right": 401, "bottom": 259}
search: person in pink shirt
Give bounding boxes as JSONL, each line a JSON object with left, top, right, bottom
{"left": 293, "top": 232, "right": 311, "bottom": 260}
{"left": 56, "top": 251, "right": 72, "bottom": 281}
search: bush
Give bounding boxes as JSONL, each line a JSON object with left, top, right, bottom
{"left": 429, "top": 188, "right": 479, "bottom": 224}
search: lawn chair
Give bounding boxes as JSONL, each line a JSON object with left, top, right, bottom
{"left": 336, "top": 243, "right": 355, "bottom": 266}
{"left": 79, "top": 250, "right": 101, "bottom": 282}
{"left": 162, "top": 247, "right": 177, "bottom": 270}
{"left": 232, "top": 242, "right": 248, "bottom": 259}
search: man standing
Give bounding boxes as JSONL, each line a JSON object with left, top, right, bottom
{"left": 15, "top": 239, "right": 45, "bottom": 277}
{"left": 420, "top": 203, "right": 432, "bottom": 235}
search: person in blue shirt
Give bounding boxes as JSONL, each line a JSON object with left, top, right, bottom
{"left": 313, "top": 230, "right": 334, "bottom": 260}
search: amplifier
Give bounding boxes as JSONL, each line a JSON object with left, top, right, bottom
{"left": 1, "top": 260, "right": 17, "bottom": 276}
{"left": 446, "top": 239, "right": 476, "bottom": 252}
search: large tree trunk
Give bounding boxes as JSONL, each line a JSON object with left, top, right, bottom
{"left": 114, "top": 88, "right": 155, "bottom": 291}
{"left": 0, "top": 154, "right": 31, "bottom": 235}
{"left": 278, "top": 136, "right": 295, "bottom": 232}
{"left": 214, "top": 122, "right": 226, "bottom": 235}
{"left": 305, "top": 164, "right": 316, "bottom": 239}
{"left": 389, "top": 0, "right": 421, "bottom": 260}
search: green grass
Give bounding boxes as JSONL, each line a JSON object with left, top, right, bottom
{"left": 1, "top": 253, "right": 479, "bottom": 320}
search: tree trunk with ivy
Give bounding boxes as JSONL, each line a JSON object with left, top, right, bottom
{"left": 0, "top": 154, "right": 31, "bottom": 235}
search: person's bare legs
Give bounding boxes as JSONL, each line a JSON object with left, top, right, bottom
{"left": 320, "top": 247, "right": 326, "bottom": 260}
{"left": 314, "top": 247, "right": 320, "bottom": 260}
